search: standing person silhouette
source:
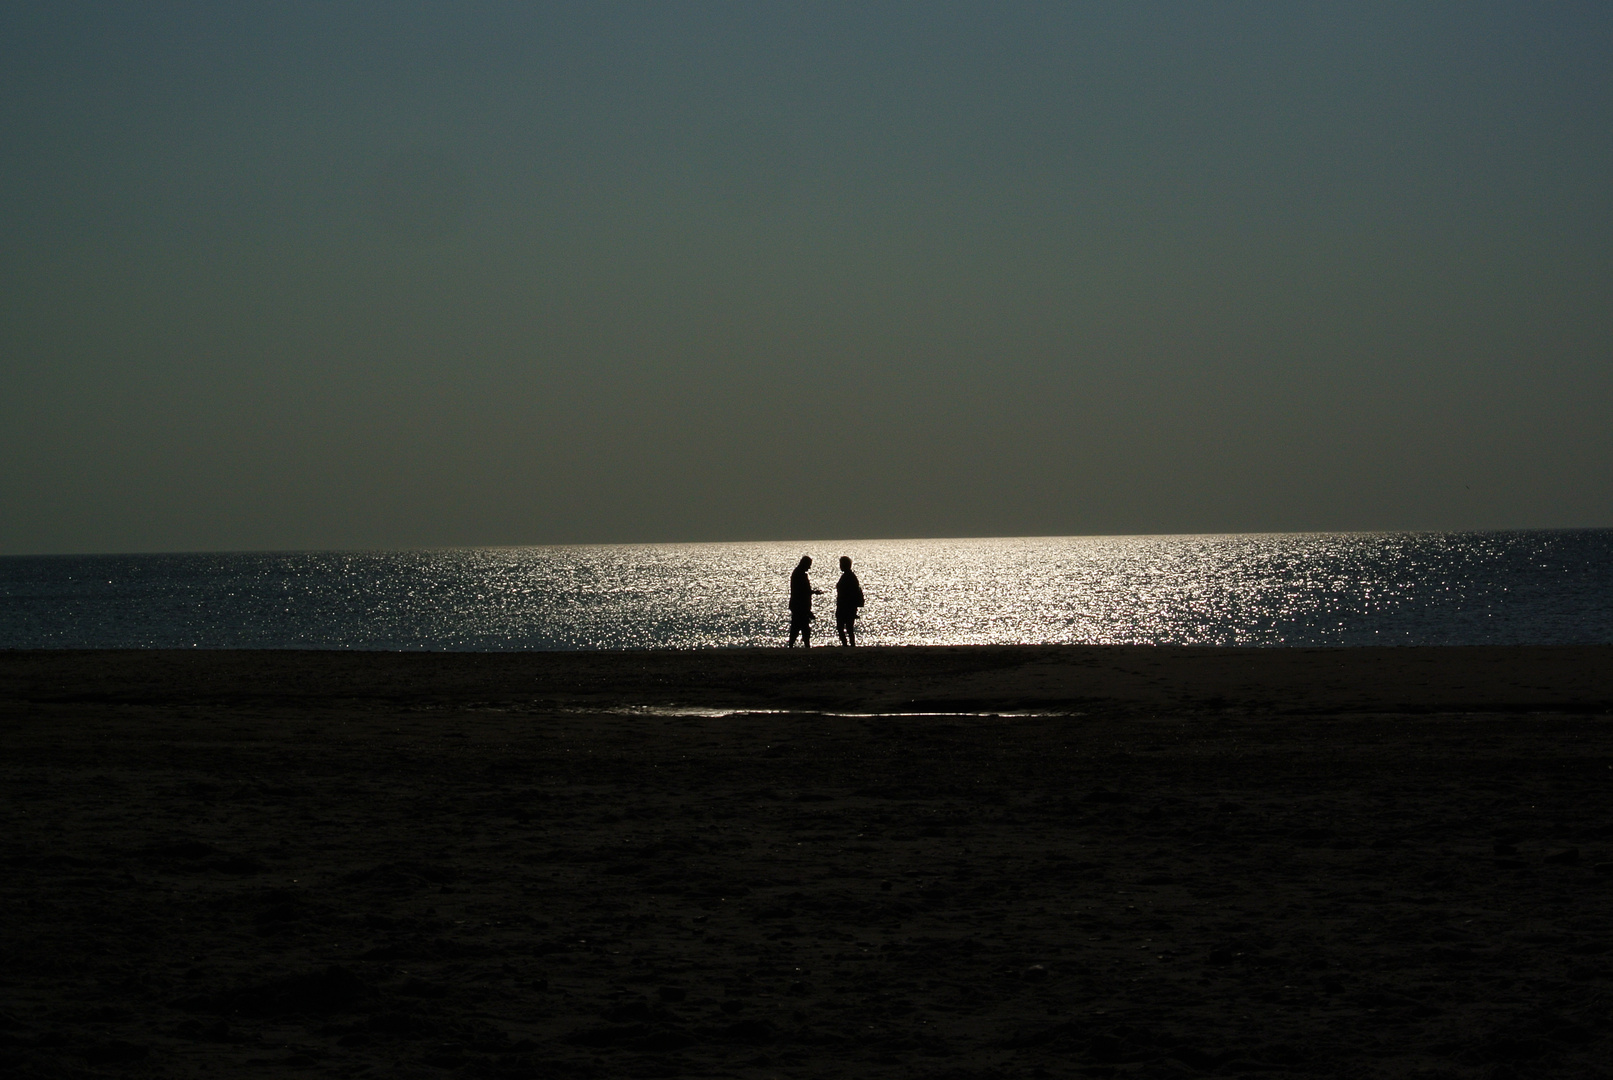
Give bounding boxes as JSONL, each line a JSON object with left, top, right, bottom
{"left": 835, "top": 556, "right": 864, "bottom": 646}
{"left": 787, "top": 556, "right": 822, "bottom": 647}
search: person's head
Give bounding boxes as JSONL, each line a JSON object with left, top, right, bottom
{"left": 797, "top": 555, "right": 812, "bottom": 570}
{"left": 839, "top": 556, "right": 851, "bottom": 571}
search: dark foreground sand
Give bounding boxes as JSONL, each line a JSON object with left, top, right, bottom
{"left": 2, "top": 646, "right": 1612, "bottom": 1080}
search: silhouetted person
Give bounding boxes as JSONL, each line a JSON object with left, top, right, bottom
{"left": 788, "top": 555, "right": 822, "bottom": 647}
{"left": 835, "top": 556, "right": 864, "bottom": 646}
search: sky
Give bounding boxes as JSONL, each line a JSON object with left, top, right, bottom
{"left": 2, "top": 2, "right": 1610, "bottom": 554}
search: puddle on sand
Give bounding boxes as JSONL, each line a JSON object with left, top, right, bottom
{"left": 565, "top": 705, "right": 1074, "bottom": 719}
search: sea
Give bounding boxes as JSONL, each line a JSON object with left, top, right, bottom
{"left": 1, "top": 530, "right": 1610, "bottom": 651}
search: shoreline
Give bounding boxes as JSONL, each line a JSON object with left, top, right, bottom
{"left": 4, "top": 643, "right": 1612, "bottom": 716}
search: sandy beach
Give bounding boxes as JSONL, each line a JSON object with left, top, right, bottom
{"left": 2, "top": 645, "right": 1611, "bottom": 1079}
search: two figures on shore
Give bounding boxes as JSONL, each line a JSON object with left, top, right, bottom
{"left": 789, "top": 556, "right": 863, "bottom": 647}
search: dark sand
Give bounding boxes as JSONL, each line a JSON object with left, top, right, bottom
{"left": 2, "top": 646, "right": 1612, "bottom": 1079}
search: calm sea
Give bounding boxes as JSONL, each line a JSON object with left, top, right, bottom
{"left": 1, "top": 531, "right": 1610, "bottom": 651}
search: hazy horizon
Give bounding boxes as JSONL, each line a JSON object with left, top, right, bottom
{"left": 5, "top": 525, "right": 1611, "bottom": 562}
{"left": 4, "top": 3, "right": 1610, "bottom": 556}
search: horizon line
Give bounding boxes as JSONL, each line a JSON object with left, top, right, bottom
{"left": 3, "top": 525, "right": 1607, "bottom": 560}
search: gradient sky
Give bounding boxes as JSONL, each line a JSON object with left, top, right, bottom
{"left": 3, "top": 2, "right": 1610, "bottom": 554}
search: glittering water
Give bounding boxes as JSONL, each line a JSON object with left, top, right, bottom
{"left": 2, "top": 531, "right": 1610, "bottom": 650}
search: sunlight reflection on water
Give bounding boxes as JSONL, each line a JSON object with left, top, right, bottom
{"left": 2, "top": 531, "right": 1610, "bottom": 649}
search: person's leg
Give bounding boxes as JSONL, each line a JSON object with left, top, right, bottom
{"left": 847, "top": 619, "right": 856, "bottom": 647}
{"left": 788, "top": 619, "right": 800, "bottom": 647}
